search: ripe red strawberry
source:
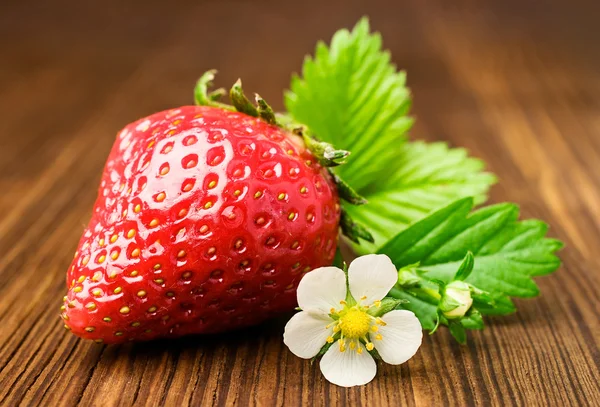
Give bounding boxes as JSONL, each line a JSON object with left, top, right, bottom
{"left": 62, "top": 105, "right": 341, "bottom": 343}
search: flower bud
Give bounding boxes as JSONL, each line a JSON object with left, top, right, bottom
{"left": 441, "top": 281, "right": 473, "bottom": 319}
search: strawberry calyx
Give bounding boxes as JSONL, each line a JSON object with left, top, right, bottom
{"left": 194, "top": 70, "right": 351, "bottom": 168}
{"left": 194, "top": 70, "right": 374, "bottom": 244}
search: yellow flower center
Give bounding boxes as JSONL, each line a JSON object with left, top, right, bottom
{"left": 339, "top": 308, "right": 371, "bottom": 339}
{"left": 325, "top": 299, "right": 388, "bottom": 354}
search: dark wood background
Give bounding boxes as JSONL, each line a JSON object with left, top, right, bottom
{"left": 1, "top": 0, "right": 599, "bottom": 405}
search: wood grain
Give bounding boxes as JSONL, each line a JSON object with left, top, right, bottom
{"left": 1, "top": 0, "right": 599, "bottom": 405}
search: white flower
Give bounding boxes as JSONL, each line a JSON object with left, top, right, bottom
{"left": 283, "top": 254, "right": 423, "bottom": 387}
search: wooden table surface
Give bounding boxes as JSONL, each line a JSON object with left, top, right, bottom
{"left": 1, "top": 0, "right": 599, "bottom": 405}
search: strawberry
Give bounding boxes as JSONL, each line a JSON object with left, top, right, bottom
{"left": 62, "top": 73, "right": 372, "bottom": 344}
{"left": 62, "top": 104, "right": 343, "bottom": 343}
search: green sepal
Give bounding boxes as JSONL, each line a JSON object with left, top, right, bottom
{"left": 460, "top": 309, "right": 484, "bottom": 330}
{"left": 290, "top": 126, "right": 350, "bottom": 167}
{"left": 368, "top": 346, "right": 382, "bottom": 360}
{"left": 193, "top": 69, "right": 215, "bottom": 106}
{"left": 430, "top": 312, "right": 441, "bottom": 334}
{"left": 255, "top": 94, "right": 277, "bottom": 125}
{"left": 230, "top": 79, "right": 259, "bottom": 117}
{"left": 449, "top": 321, "right": 467, "bottom": 344}
{"left": 208, "top": 87, "right": 226, "bottom": 101}
{"left": 470, "top": 287, "right": 495, "bottom": 307}
{"left": 312, "top": 337, "right": 337, "bottom": 363}
{"left": 345, "top": 289, "right": 357, "bottom": 307}
{"left": 340, "top": 208, "right": 375, "bottom": 244}
{"left": 194, "top": 70, "right": 234, "bottom": 111}
{"left": 429, "top": 279, "right": 447, "bottom": 289}
{"left": 454, "top": 251, "right": 474, "bottom": 281}
{"left": 312, "top": 142, "right": 350, "bottom": 166}
{"left": 366, "top": 297, "right": 407, "bottom": 317}
{"left": 438, "top": 293, "right": 461, "bottom": 314}
{"left": 339, "top": 263, "right": 357, "bottom": 306}
{"left": 328, "top": 170, "right": 368, "bottom": 205}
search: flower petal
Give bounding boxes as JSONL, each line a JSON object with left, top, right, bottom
{"left": 370, "top": 310, "right": 423, "bottom": 365}
{"left": 320, "top": 341, "right": 377, "bottom": 387}
{"left": 348, "top": 254, "right": 398, "bottom": 305}
{"left": 319, "top": 340, "right": 377, "bottom": 387}
{"left": 297, "top": 266, "right": 347, "bottom": 313}
{"left": 284, "top": 311, "right": 333, "bottom": 359}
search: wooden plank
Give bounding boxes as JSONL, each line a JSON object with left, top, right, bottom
{"left": 0, "top": 0, "right": 598, "bottom": 405}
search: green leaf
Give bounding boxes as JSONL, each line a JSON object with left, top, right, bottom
{"left": 397, "top": 262, "right": 421, "bottom": 286}
{"left": 285, "top": 17, "right": 413, "bottom": 191}
{"left": 285, "top": 18, "right": 496, "bottom": 251}
{"left": 346, "top": 141, "right": 497, "bottom": 252}
{"left": 390, "top": 284, "right": 515, "bottom": 332}
{"left": 383, "top": 199, "right": 555, "bottom": 338}
{"left": 454, "top": 251, "right": 474, "bottom": 281}
{"left": 388, "top": 287, "right": 439, "bottom": 330}
{"left": 378, "top": 198, "right": 563, "bottom": 299}
{"left": 473, "top": 293, "right": 515, "bottom": 316}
